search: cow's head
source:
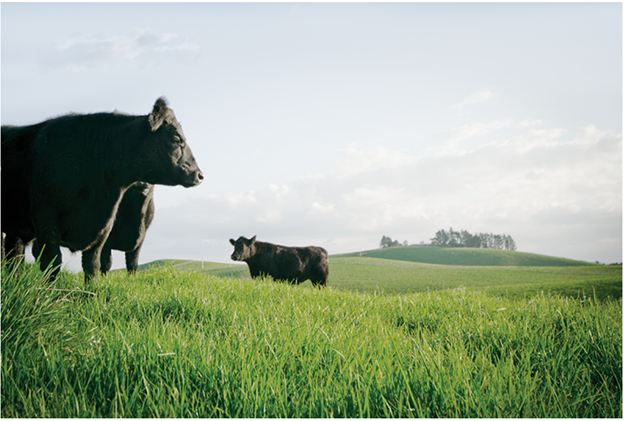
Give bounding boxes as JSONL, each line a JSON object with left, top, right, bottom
{"left": 229, "top": 235, "right": 257, "bottom": 261}
{"left": 141, "top": 97, "right": 204, "bottom": 188}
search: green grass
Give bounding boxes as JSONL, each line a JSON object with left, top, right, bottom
{"left": 137, "top": 259, "right": 249, "bottom": 278}
{"left": 2, "top": 260, "right": 622, "bottom": 418}
{"left": 338, "top": 245, "right": 598, "bottom": 266}
{"left": 154, "top": 255, "right": 622, "bottom": 301}
{"left": 328, "top": 256, "right": 622, "bottom": 301}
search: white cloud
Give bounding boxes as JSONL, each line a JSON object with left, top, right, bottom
{"left": 309, "top": 201, "right": 335, "bottom": 215}
{"left": 336, "top": 144, "right": 414, "bottom": 177}
{"left": 268, "top": 183, "right": 290, "bottom": 198}
{"left": 50, "top": 27, "right": 201, "bottom": 71}
{"left": 224, "top": 191, "right": 258, "bottom": 207}
{"left": 447, "top": 120, "right": 512, "bottom": 143}
{"left": 453, "top": 89, "right": 494, "bottom": 111}
{"left": 520, "top": 119, "right": 543, "bottom": 127}
{"left": 492, "top": 128, "right": 568, "bottom": 153}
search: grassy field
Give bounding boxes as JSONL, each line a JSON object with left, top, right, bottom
{"left": 142, "top": 249, "right": 622, "bottom": 301}
{"left": 137, "top": 259, "right": 249, "bottom": 279}
{"left": 1, "top": 259, "right": 622, "bottom": 417}
{"left": 328, "top": 257, "right": 622, "bottom": 301}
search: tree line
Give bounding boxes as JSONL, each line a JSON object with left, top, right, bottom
{"left": 379, "top": 228, "right": 517, "bottom": 251}
{"left": 430, "top": 228, "right": 517, "bottom": 251}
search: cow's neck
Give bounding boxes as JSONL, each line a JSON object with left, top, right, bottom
{"left": 103, "top": 117, "right": 150, "bottom": 189}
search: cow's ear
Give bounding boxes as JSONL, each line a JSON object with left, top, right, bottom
{"left": 148, "top": 97, "right": 169, "bottom": 132}
{"left": 229, "top": 239, "right": 236, "bottom": 246}
{"left": 250, "top": 235, "right": 257, "bottom": 244}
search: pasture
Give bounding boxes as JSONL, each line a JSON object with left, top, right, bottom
{"left": 1, "top": 257, "right": 621, "bottom": 418}
{"left": 143, "top": 246, "right": 622, "bottom": 301}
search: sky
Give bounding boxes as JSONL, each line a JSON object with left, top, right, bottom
{"left": 2, "top": 2, "right": 622, "bottom": 273}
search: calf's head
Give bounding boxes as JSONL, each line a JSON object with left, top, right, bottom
{"left": 229, "top": 235, "right": 257, "bottom": 261}
{"left": 141, "top": 97, "right": 204, "bottom": 188}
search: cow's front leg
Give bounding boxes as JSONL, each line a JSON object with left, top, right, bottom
{"left": 37, "top": 238, "right": 62, "bottom": 282}
{"left": 82, "top": 245, "right": 103, "bottom": 284}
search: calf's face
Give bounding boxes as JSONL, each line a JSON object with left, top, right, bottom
{"left": 141, "top": 98, "right": 204, "bottom": 188}
{"left": 229, "top": 235, "right": 256, "bottom": 261}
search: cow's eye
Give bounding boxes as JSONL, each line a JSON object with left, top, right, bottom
{"left": 173, "top": 135, "right": 184, "bottom": 147}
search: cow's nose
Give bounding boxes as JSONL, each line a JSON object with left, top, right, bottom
{"left": 191, "top": 171, "right": 204, "bottom": 186}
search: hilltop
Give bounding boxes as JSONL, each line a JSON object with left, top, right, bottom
{"left": 335, "top": 245, "right": 597, "bottom": 267}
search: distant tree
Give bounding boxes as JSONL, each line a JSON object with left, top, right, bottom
{"left": 380, "top": 235, "right": 392, "bottom": 248}
{"left": 431, "top": 228, "right": 516, "bottom": 251}
{"left": 447, "top": 227, "right": 461, "bottom": 247}
{"left": 494, "top": 234, "right": 503, "bottom": 249}
{"left": 380, "top": 235, "right": 402, "bottom": 248}
{"left": 462, "top": 230, "right": 481, "bottom": 248}
{"left": 430, "top": 229, "right": 449, "bottom": 246}
{"left": 502, "top": 234, "right": 517, "bottom": 251}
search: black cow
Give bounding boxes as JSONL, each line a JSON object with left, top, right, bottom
{"left": 99, "top": 181, "right": 155, "bottom": 274}
{"left": 1, "top": 97, "right": 203, "bottom": 282}
{"left": 229, "top": 235, "right": 329, "bottom": 287}
{"left": 2, "top": 124, "right": 156, "bottom": 275}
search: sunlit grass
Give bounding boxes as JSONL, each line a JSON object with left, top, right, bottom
{"left": 2, "top": 261, "right": 621, "bottom": 417}
{"left": 328, "top": 256, "right": 622, "bottom": 300}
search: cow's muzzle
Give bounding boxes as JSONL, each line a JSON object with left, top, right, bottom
{"left": 183, "top": 170, "right": 204, "bottom": 188}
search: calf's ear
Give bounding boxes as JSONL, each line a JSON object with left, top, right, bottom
{"left": 148, "top": 97, "right": 169, "bottom": 132}
{"left": 229, "top": 239, "right": 236, "bottom": 246}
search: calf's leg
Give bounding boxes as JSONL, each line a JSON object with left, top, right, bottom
{"left": 82, "top": 245, "right": 104, "bottom": 284}
{"left": 100, "top": 244, "right": 113, "bottom": 276}
{"left": 125, "top": 245, "right": 143, "bottom": 273}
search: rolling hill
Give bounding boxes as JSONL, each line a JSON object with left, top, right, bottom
{"left": 136, "top": 247, "right": 621, "bottom": 300}
{"left": 335, "top": 245, "right": 598, "bottom": 266}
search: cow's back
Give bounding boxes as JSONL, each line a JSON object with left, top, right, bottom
{"left": 32, "top": 113, "right": 142, "bottom": 189}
